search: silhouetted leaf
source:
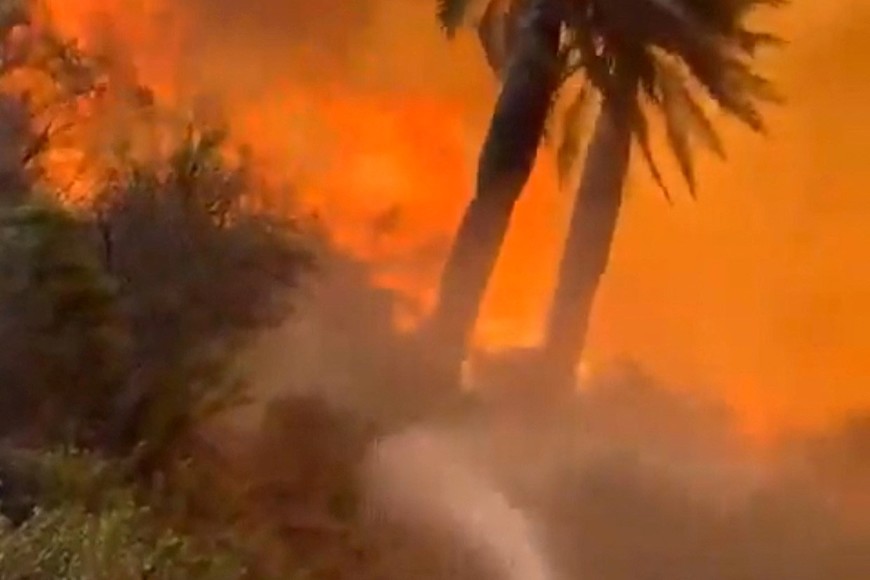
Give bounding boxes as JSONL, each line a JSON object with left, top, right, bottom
{"left": 477, "top": 0, "right": 511, "bottom": 75}
{"left": 437, "top": 0, "right": 475, "bottom": 38}
{"left": 556, "top": 84, "right": 592, "bottom": 188}
{"left": 630, "top": 103, "right": 672, "bottom": 203}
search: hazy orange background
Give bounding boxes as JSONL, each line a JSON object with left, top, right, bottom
{"left": 42, "top": 0, "right": 870, "bottom": 435}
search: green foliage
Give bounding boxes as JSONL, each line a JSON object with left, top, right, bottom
{"left": 0, "top": 5, "right": 330, "bottom": 578}
{"left": 0, "top": 123, "right": 311, "bottom": 469}
{"left": 0, "top": 446, "right": 128, "bottom": 510}
{"left": 0, "top": 0, "right": 313, "bottom": 466}
{"left": 93, "top": 125, "right": 313, "bottom": 466}
{"left": 0, "top": 448, "right": 246, "bottom": 579}
{"left": 0, "top": 203, "right": 127, "bottom": 443}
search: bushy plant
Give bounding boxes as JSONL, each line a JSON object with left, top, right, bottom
{"left": 0, "top": 119, "right": 312, "bottom": 467}
{"left": 0, "top": 203, "right": 127, "bottom": 443}
{"left": 92, "top": 126, "right": 312, "bottom": 467}
{"left": 0, "top": 448, "right": 246, "bottom": 579}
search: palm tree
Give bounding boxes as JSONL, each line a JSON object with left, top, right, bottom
{"left": 431, "top": 0, "right": 781, "bottom": 385}
{"left": 542, "top": 0, "right": 783, "bottom": 387}
{"left": 429, "top": 0, "right": 562, "bottom": 379}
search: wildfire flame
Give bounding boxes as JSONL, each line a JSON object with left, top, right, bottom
{"left": 32, "top": 0, "right": 870, "bottom": 436}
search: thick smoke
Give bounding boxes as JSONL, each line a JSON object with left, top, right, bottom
{"left": 358, "top": 360, "right": 870, "bottom": 580}
{"left": 47, "top": 0, "right": 870, "bottom": 429}
{"left": 35, "top": 2, "right": 870, "bottom": 577}
{"left": 242, "top": 260, "right": 870, "bottom": 579}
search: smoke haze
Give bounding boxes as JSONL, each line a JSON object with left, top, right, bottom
{"left": 31, "top": 2, "right": 870, "bottom": 577}
{"left": 47, "top": 0, "right": 869, "bottom": 432}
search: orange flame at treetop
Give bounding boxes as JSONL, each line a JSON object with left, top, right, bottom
{"left": 39, "top": 0, "right": 870, "bottom": 437}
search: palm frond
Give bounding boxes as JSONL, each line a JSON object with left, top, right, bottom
{"left": 629, "top": 102, "right": 672, "bottom": 203}
{"left": 556, "top": 83, "right": 593, "bottom": 188}
{"left": 683, "top": 0, "right": 788, "bottom": 36}
{"left": 551, "top": 0, "right": 785, "bottom": 202}
{"left": 477, "top": 0, "right": 510, "bottom": 75}
{"left": 646, "top": 0, "right": 698, "bottom": 30}
{"left": 660, "top": 92, "right": 696, "bottom": 196}
{"left": 735, "top": 30, "right": 786, "bottom": 55}
{"left": 437, "top": 0, "right": 476, "bottom": 38}
{"left": 462, "top": 0, "right": 784, "bottom": 202}
{"left": 656, "top": 58, "right": 725, "bottom": 184}
{"left": 685, "top": 54, "right": 778, "bottom": 132}
{"left": 541, "top": 88, "right": 561, "bottom": 146}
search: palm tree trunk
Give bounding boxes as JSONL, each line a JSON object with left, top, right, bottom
{"left": 429, "top": 0, "right": 562, "bottom": 375}
{"left": 543, "top": 97, "right": 633, "bottom": 388}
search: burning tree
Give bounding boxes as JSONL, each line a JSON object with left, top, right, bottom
{"left": 432, "top": 0, "right": 782, "bottom": 389}
{"left": 430, "top": 0, "right": 562, "bottom": 382}
{"left": 0, "top": 2, "right": 314, "bottom": 462}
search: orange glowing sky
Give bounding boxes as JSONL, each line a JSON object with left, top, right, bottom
{"left": 42, "top": 0, "right": 870, "bottom": 434}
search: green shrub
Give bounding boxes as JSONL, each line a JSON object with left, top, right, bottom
{"left": 0, "top": 124, "right": 313, "bottom": 466}
{"left": 0, "top": 204, "right": 127, "bottom": 443}
{"left": 0, "top": 503, "right": 245, "bottom": 579}
{"left": 0, "top": 448, "right": 246, "bottom": 579}
{"left": 92, "top": 126, "right": 312, "bottom": 467}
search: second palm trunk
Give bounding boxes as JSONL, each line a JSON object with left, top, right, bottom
{"left": 428, "top": 0, "right": 561, "bottom": 376}
{"left": 543, "top": 98, "right": 633, "bottom": 387}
